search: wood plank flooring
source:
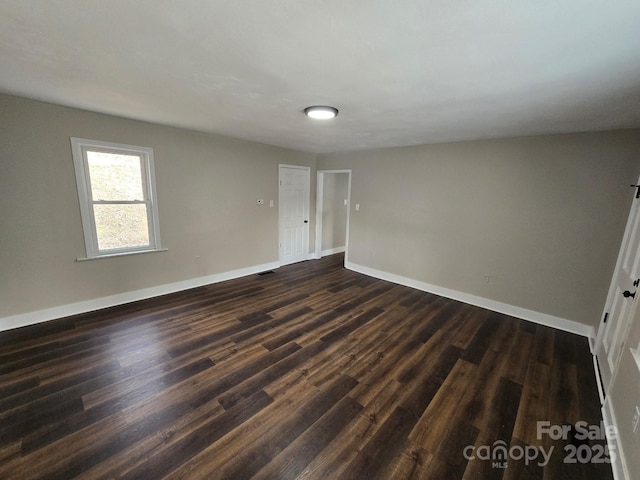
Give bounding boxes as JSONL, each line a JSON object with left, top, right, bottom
{"left": 0, "top": 254, "right": 613, "bottom": 479}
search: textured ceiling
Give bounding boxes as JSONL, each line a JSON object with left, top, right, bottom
{"left": 1, "top": 0, "right": 639, "bottom": 153}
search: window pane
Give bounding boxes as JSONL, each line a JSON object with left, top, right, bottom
{"left": 87, "top": 150, "right": 145, "bottom": 201}
{"left": 93, "top": 204, "right": 150, "bottom": 251}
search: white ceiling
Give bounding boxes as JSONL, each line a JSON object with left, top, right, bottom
{"left": 1, "top": 1, "right": 639, "bottom": 154}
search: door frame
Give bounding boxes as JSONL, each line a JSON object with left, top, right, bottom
{"left": 315, "top": 169, "right": 352, "bottom": 263}
{"left": 278, "top": 164, "right": 311, "bottom": 265}
{"left": 594, "top": 178, "right": 640, "bottom": 399}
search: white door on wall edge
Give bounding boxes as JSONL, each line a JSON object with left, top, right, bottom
{"left": 594, "top": 180, "right": 640, "bottom": 397}
{"left": 279, "top": 165, "right": 310, "bottom": 265}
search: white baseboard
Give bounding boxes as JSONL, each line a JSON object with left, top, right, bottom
{"left": 321, "top": 246, "right": 346, "bottom": 257}
{"left": 345, "top": 261, "right": 595, "bottom": 338}
{"left": 0, "top": 261, "right": 280, "bottom": 332}
{"left": 602, "top": 397, "right": 628, "bottom": 480}
{"left": 3, "top": 257, "right": 596, "bottom": 341}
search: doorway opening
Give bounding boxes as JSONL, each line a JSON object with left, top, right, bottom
{"left": 315, "top": 170, "right": 352, "bottom": 265}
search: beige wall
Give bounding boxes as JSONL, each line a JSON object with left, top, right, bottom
{"left": 0, "top": 94, "right": 316, "bottom": 321}
{"left": 318, "top": 131, "right": 640, "bottom": 328}
{"left": 321, "top": 172, "right": 349, "bottom": 252}
{"left": 1, "top": 92, "right": 637, "bottom": 332}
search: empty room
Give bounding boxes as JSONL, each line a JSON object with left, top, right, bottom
{"left": 1, "top": 2, "right": 640, "bottom": 479}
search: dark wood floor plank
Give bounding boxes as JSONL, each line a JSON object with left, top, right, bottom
{"left": 260, "top": 308, "right": 345, "bottom": 351}
{"left": 81, "top": 355, "right": 214, "bottom": 411}
{"left": 275, "top": 334, "right": 361, "bottom": 393}
{"left": 0, "top": 377, "right": 40, "bottom": 400}
{"left": 432, "top": 416, "right": 480, "bottom": 479}
{"left": 216, "top": 339, "right": 327, "bottom": 409}
{"left": 18, "top": 358, "right": 216, "bottom": 454}
{"left": 407, "top": 358, "right": 477, "bottom": 452}
{"left": 460, "top": 377, "right": 522, "bottom": 478}
{"left": 372, "top": 441, "right": 431, "bottom": 480}
{"left": 71, "top": 400, "right": 226, "bottom": 479}
{"left": 167, "top": 375, "right": 356, "bottom": 479}
{"left": 512, "top": 361, "right": 552, "bottom": 446}
{"left": 0, "top": 412, "right": 129, "bottom": 480}
{"left": 449, "top": 305, "right": 489, "bottom": 350}
{"left": 230, "top": 305, "right": 313, "bottom": 344}
{"left": 118, "top": 390, "right": 273, "bottom": 480}
{"left": 454, "top": 349, "right": 506, "bottom": 429}
{"left": 346, "top": 338, "right": 422, "bottom": 408}
{"left": 396, "top": 314, "right": 466, "bottom": 385}
{"left": 251, "top": 395, "right": 364, "bottom": 480}
{"left": 502, "top": 328, "right": 535, "bottom": 385}
{"left": 319, "top": 306, "right": 385, "bottom": 343}
{"left": 0, "top": 360, "right": 119, "bottom": 415}
{"left": 342, "top": 302, "right": 428, "bottom": 384}
{"left": 485, "top": 313, "right": 519, "bottom": 353}
{"left": 337, "top": 405, "right": 418, "bottom": 480}
{"left": 461, "top": 311, "right": 503, "bottom": 364}
{"left": 214, "top": 375, "right": 359, "bottom": 480}
{"left": 533, "top": 323, "right": 555, "bottom": 366}
{"left": 0, "top": 253, "right": 610, "bottom": 480}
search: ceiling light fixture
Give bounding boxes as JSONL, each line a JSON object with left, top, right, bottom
{"left": 304, "top": 105, "right": 339, "bottom": 120}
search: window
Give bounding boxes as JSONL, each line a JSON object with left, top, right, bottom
{"left": 71, "top": 137, "right": 162, "bottom": 259}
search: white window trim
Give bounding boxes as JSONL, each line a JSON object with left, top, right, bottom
{"left": 70, "top": 137, "right": 163, "bottom": 260}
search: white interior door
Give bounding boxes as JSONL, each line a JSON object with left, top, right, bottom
{"left": 595, "top": 183, "right": 640, "bottom": 395}
{"left": 279, "top": 165, "right": 310, "bottom": 265}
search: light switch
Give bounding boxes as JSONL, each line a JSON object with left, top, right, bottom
{"left": 269, "top": 200, "right": 274, "bottom": 208}
{"left": 355, "top": 203, "right": 360, "bottom": 211}
{"left": 344, "top": 199, "right": 348, "bottom": 206}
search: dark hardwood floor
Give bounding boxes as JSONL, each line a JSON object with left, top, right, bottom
{"left": 0, "top": 254, "right": 613, "bottom": 479}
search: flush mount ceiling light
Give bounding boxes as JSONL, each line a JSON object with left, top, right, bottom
{"left": 304, "top": 105, "right": 339, "bottom": 120}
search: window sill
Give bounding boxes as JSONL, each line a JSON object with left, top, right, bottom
{"left": 76, "top": 248, "right": 168, "bottom": 262}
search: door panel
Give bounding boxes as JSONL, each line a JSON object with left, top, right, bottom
{"left": 595, "top": 184, "right": 640, "bottom": 395}
{"left": 279, "top": 165, "right": 310, "bottom": 265}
